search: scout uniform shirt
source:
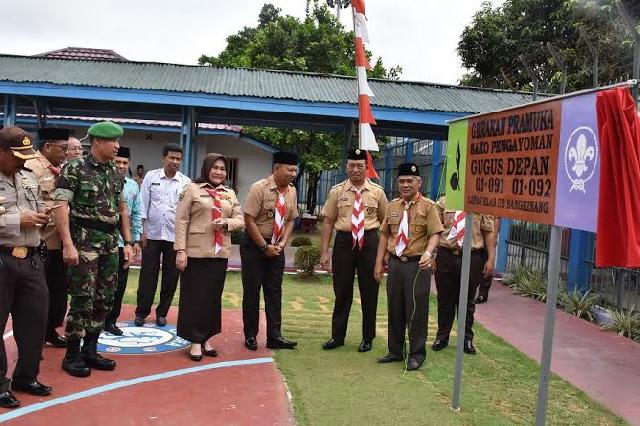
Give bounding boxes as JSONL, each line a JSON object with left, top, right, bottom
{"left": 174, "top": 182, "right": 244, "bottom": 258}
{"left": 0, "top": 170, "right": 44, "bottom": 248}
{"left": 244, "top": 175, "right": 298, "bottom": 239}
{"left": 53, "top": 154, "right": 125, "bottom": 224}
{"left": 321, "top": 179, "right": 388, "bottom": 232}
{"left": 25, "top": 152, "right": 62, "bottom": 249}
{"left": 380, "top": 195, "right": 444, "bottom": 257}
{"left": 435, "top": 197, "right": 494, "bottom": 251}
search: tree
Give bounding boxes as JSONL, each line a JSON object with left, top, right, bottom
{"left": 199, "top": 1, "right": 401, "bottom": 213}
{"left": 458, "top": 0, "right": 639, "bottom": 93}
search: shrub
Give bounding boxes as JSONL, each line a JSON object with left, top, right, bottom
{"left": 290, "top": 236, "right": 313, "bottom": 247}
{"left": 603, "top": 308, "right": 640, "bottom": 341}
{"left": 506, "top": 266, "right": 549, "bottom": 301}
{"left": 558, "top": 290, "right": 599, "bottom": 322}
{"left": 295, "top": 245, "right": 321, "bottom": 278}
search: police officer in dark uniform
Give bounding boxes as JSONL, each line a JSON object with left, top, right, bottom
{"left": 0, "top": 127, "right": 53, "bottom": 408}
{"left": 240, "top": 151, "right": 299, "bottom": 351}
{"left": 320, "top": 149, "right": 388, "bottom": 352}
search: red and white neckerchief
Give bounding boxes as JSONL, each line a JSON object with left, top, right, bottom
{"left": 47, "top": 164, "right": 60, "bottom": 176}
{"left": 204, "top": 187, "right": 224, "bottom": 255}
{"left": 448, "top": 211, "right": 466, "bottom": 247}
{"left": 271, "top": 188, "right": 288, "bottom": 244}
{"left": 395, "top": 195, "right": 418, "bottom": 256}
{"left": 351, "top": 187, "right": 365, "bottom": 249}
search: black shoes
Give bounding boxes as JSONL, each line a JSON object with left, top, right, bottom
{"left": 11, "top": 380, "right": 52, "bottom": 396}
{"left": 45, "top": 331, "right": 67, "bottom": 348}
{"left": 463, "top": 340, "right": 477, "bottom": 355}
{"left": 357, "top": 340, "right": 372, "bottom": 353}
{"left": 431, "top": 338, "right": 449, "bottom": 351}
{"left": 406, "top": 358, "right": 423, "bottom": 371}
{"left": 62, "top": 338, "right": 91, "bottom": 378}
{"left": 189, "top": 346, "right": 203, "bottom": 362}
{"left": 474, "top": 295, "right": 488, "bottom": 304}
{"left": 245, "top": 337, "right": 258, "bottom": 351}
{"left": 105, "top": 322, "right": 123, "bottom": 336}
{"left": 266, "top": 336, "right": 297, "bottom": 349}
{"left": 322, "top": 338, "right": 344, "bottom": 350}
{"left": 81, "top": 333, "right": 116, "bottom": 371}
{"left": 203, "top": 348, "right": 218, "bottom": 357}
{"left": 377, "top": 354, "right": 403, "bottom": 363}
{"left": 0, "top": 390, "right": 20, "bottom": 408}
{"left": 156, "top": 317, "right": 167, "bottom": 327}
{"left": 134, "top": 316, "right": 145, "bottom": 327}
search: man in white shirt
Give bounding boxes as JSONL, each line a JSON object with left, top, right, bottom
{"left": 135, "top": 143, "right": 191, "bottom": 327}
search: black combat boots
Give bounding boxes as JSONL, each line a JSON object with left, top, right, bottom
{"left": 81, "top": 333, "right": 116, "bottom": 371}
{"left": 62, "top": 338, "right": 91, "bottom": 377}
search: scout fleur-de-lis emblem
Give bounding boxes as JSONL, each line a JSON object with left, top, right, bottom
{"left": 564, "top": 126, "right": 598, "bottom": 193}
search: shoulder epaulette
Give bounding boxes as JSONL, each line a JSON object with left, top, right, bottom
{"left": 369, "top": 181, "right": 383, "bottom": 189}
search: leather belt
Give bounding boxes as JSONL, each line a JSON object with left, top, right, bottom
{"left": 389, "top": 253, "right": 421, "bottom": 263}
{"left": 72, "top": 217, "right": 117, "bottom": 233}
{"left": 0, "top": 246, "right": 36, "bottom": 259}
{"left": 439, "top": 247, "right": 482, "bottom": 257}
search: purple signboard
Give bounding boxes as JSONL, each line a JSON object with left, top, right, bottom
{"left": 554, "top": 92, "right": 600, "bottom": 232}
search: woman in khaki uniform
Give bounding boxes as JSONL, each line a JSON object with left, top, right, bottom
{"left": 175, "top": 153, "right": 244, "bottom": 361}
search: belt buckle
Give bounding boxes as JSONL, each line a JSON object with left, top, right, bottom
{"left": 400, "top": 256, "right": 408, "bottom": 262}
{"left": 453, "top": 249, "right": 461, "bottom": 256}
{"left": 11, "top": 247, "right": 28, "bottom": 259}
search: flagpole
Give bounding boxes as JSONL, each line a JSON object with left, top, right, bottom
{"left": 351, "top": 5, "right": 363, "bottom": 151}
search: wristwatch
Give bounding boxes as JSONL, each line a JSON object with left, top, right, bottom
{"left": 124, "top": 240, "right": 134, "bottom": 246}
{"left": 260, "top": 243, "right": 269, "bottom": 252}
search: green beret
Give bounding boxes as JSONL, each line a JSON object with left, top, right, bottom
{"left": 88, "top": 121, "right": 124, "bottom": 139}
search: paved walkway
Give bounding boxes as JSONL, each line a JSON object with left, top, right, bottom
{"left": 1, "top": 307, "right": 294, "bottom": 425}
{"left": 474, "top": 281, "right": 640, "bottom": 425}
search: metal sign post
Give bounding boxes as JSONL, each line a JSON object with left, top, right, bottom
{"left": 535, "top": 225, "right": 562, "bottom": 425}
{"left": 451, "top": 212, "right": 474, "bottom": 411}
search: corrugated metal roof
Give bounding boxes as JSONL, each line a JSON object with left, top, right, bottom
{"left": 0, "top": 55, "right": 543, "bottom": 113}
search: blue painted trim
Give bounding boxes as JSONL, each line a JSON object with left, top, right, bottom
{"left": 495, "top": 218, "right": 511, "bottom": 273}
{"left": 404, "top": 139, "right": 414, "bottom": 162}
{"left": 430, "top": 140, "right": 442, "bottom": 200}
{"left": 0, "top": 357, "right": 274, "bottom": 422}
{"left": 14, "top": 115, "right": 279, "bottom": 154}
{"left": 384, "top": 146, "right": 393, "bottom": 196}
{"left": 567, "top": 230, "right": 592, "bottom": 293}
{"left": 180, "top": 107, "right": 195, "bottom": 177}
{"left": 0, "top": 82, "right": 467, "bottom": 126}
{"left": 3, "top": 95, "right": 16, "bottom": 126}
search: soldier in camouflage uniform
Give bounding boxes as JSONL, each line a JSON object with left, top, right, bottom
{"left": 53, "top": 121, "right": 133, "bottom": 378}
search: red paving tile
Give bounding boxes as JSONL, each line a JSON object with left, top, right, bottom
{"left": 474, "top": 281, "right": 640, "bottom": 425}
{"left": 1, "top": 307, "right": 294, "bottom": 425}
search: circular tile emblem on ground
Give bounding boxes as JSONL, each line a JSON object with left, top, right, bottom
{"left": 98, "top": 321, "right": 190, "bottom": 355}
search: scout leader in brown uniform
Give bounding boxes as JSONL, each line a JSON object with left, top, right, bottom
{"left": 0, "top": 127, "right": 54, "bottom": 408}
{"left": 241, "top": 151, "right": 299, "bottom": 351}
{"left": 374, "top": 163, "right": 443, "bottom": 371}
{"left": 175, "top": 153, "right": 244, "bottom": 361}
{"left": 25, "top": 128, "right": 70, "bottom": 349}
{"left": 320, "top": 149, "right": 388, "bottom": 352}
{"left": 432, "top": 196, "right": 496, "bottom": 355}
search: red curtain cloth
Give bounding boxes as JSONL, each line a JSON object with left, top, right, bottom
{"left": 595, "top": 87, "right": 640, "bottom": 267}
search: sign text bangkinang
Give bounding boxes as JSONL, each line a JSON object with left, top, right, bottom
{"left": 446, "top": 92, "right": 601, "bottom": 232}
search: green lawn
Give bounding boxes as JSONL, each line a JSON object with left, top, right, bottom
{"left": 122, "top": 269, "right": 624, "bottom": 426}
